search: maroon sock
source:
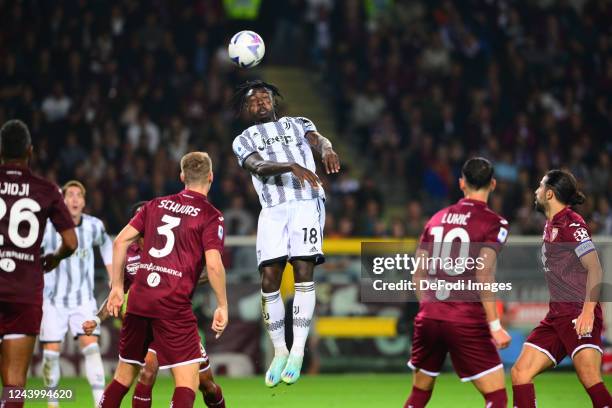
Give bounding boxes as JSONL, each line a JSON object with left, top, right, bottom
{"left": 203, "top": 384, "right": 225, "bottom": 407}
{"left": 512, "top": 383, "right": 536, "bottom": 408}
{"left": 2, "top": 385, "right": 25, "bottom": 408}
{"left": 404, "top": 386, "right": 433, "bottom": 408}
{"left": 172, "top": 387, "right": 195, "bottom": 408}
{"left": 484, "top": 388, "right": 507, "bottom": 408}
{"left": 100, "top": 379, "right": 130, "bottom": 408}
{"left": 132, "top": 381, "right": 153, "bottom": 408}
{"left": 586, "top": 382, "right": 612, "bottom": 408}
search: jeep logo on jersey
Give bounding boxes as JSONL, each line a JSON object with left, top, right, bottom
{"left": 256, "top": 135, "right": 294, "bottom": 151}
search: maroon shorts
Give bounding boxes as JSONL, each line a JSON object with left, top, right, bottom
{"left": 525, "top": 315, "right": 603, "bottom": 366}
{"left": 119, "top": 313, "right": 203, "bottom": 369}
{"left": 149, "top": 339, "right": 210, "bottom": 372}
{"left": 0, "top": 301, "right": 42, "bottom": 338}
{"left": 408, "top": 316, "right": 503, "bottom": 382}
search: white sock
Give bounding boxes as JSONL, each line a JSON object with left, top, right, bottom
{"left": 261, "top": 290, "right": 289, "bottom": 356}
{"left": 81, "top": 343, "right": 105, "bottom": 405}
{"left": 291, "top": 282, "right": 316, "bottom": 357}
{"left": 42, "top": 349, "right": 61, "bottom": 407}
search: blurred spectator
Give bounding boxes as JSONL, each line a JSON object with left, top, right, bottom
{"left": 0, "top": 0, "right": 608, "bottom": 240}
{"left": 224, "top": 196, "right": 256, "bottom": 236}
{"left": 41, "top": 82, "right": 71, "bottom": 122}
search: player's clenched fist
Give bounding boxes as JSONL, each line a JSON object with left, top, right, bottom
{"left": 212, "top": 306, "right": 228, "bottom": 339}
{"left": 107, "top": 287, "right": 124, "bottom": 318}
{"left": 490, "top": 326, "right": 511, "bottom": 349}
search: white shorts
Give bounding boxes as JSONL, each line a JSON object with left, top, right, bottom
{"left": 39, "top": 298, "right": 100, "bottom": 342}
{"left": 256, "top": 198, "right": 325, "bottom": 268}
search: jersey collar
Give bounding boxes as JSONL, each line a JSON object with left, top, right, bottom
{"left": 459, "top": 198, "right": 487, "bottom": 207}
{"left": 0, "top": 163, "right": 31, "bottom": 175}
{"left": 551, "top": 206, "right": 571, "bottom": 224}
{"left": 181, "top": 189, "right": 208, "bottom": 200}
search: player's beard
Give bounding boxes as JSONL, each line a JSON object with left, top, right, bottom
{"left": 534, "top": 198, "right": 546, "bottom": 214}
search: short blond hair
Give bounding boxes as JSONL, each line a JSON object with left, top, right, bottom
{"left": 180, "top": 152, "right": 212, "bottom": 186}
{"left": 62, "top": 180, "right": 86, "bottom": 198}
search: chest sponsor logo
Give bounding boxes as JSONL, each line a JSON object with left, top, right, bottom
{"left": 256, "top": 135, "right": 294, "bottom": 151}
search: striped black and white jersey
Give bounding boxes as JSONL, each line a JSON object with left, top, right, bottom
{"left": 42, "top": 213, "right": 112, "bottom": 308}
{"left": 232, "top": 116, "right": 326, "bottom": 208}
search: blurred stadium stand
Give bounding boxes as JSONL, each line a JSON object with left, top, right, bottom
{"left": 0, "top": 0, "right": 609, "bottom": 238}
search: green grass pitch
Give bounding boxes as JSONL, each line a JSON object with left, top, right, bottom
{"left": 24, "top": 373, "right": 612, "bottom": 407}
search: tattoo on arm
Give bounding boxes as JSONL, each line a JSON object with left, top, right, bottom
{"left": 305, "top": 131, "right": 332, "bottom": 155}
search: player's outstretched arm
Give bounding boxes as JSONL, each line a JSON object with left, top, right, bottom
{"left": 305, "top": 131, "right": 340, "bottom": 174}
{"left": 107, "top": 224, "right": 140, "bottom": 317}
{"left": 477, "top": 247, "right": 511, "bottom": 349}
{"left": 574, "top": 250, "right": 603, "bottom": 337}
{"left": 42, "top": 228, "right": 78, "bottom": 272}
{"left": 204, "top": 249, "right": 228, "bottom": 339}
{"left": 243, "top": 153, "right": 320, "bottom": 188}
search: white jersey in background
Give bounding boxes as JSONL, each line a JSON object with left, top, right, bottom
{"left": 42, "top": 213, "right": 112, "bottom": 308}
{"left": 232, "top": 116, "right": 326, "bottom": 208}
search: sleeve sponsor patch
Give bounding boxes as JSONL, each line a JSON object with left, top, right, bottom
{"left": 218, "top": 225, "right": 224, "bottom": 240}
{"left": 575, "top": 240, "right": 595, "bottom": 258}
{"left": 573, "top": 227, "right": 590, "bottom": 242}
{"left": 497, "top": 227, "right": 508, "bottom": 243}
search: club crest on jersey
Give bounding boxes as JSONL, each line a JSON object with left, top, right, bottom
{"left": 256, "top": 134, "right": 294, "bottom": 151}
{"left": 218, "top": 225, "right": 224, "bottom": 240}
{"left": 573, "top": 227, "right": 589, "bottom": 242}
{"left": 551, "top": 228, "right": 559, "bottom": 241}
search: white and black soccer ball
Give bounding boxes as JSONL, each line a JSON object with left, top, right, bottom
{"left": 228, "top": 30, "right": 265, "bottom": 68}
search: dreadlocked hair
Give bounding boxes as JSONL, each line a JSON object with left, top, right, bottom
{"left": 231, "top": 79, "right": 282, "bottom": 116}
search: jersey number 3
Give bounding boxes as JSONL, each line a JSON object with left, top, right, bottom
{"left": 149, "top": 215, "right": 181, "bottom": 258}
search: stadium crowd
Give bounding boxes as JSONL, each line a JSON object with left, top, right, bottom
{"left": 0, "top": 0, "right": 610, "bottom": 238}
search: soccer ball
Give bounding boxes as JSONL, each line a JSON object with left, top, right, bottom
{"left": 228, "top": 31, "right": 265, "bottom": 68}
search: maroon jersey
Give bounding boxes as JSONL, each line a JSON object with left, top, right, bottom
{"left": 541, "top": 207, "right": 602, "bottom": 319}
{"left": 123, "top": 242, "right": 141, "bottom": 292}
{"left": 0, "top": 164, "right": 74, "bottom": 305}
{"left": 417, "top": 198, "right": 509, "bottom": 324}
{"left": 126, "top": 189, "right": 224, "bottom": 319}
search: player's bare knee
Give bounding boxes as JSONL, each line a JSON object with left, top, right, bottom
{"left": 261, "top": 269, "right": 282, "bottom": 292}
{"left": 575, "top": 363, "right": 601, "bottom": 388}
{"left": 413, "top": 371, "right": 436, "bottom": 391}
{"left": 198, "top": 378, "right": 217, "bottom": 395}
{"left": 140, "top": 357, "right": 159, "bottom": 385}
{"left": 42, "top": 342, "right": 61, "bottom": 352}
{"left": 292, "top": 263, "right": 314, "bottom": 283}
{"left": 511, "top": 364, "right": 533, "bottom": 385}
{"left": 113, "top": 362, "right": 138, "bottom": 387}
